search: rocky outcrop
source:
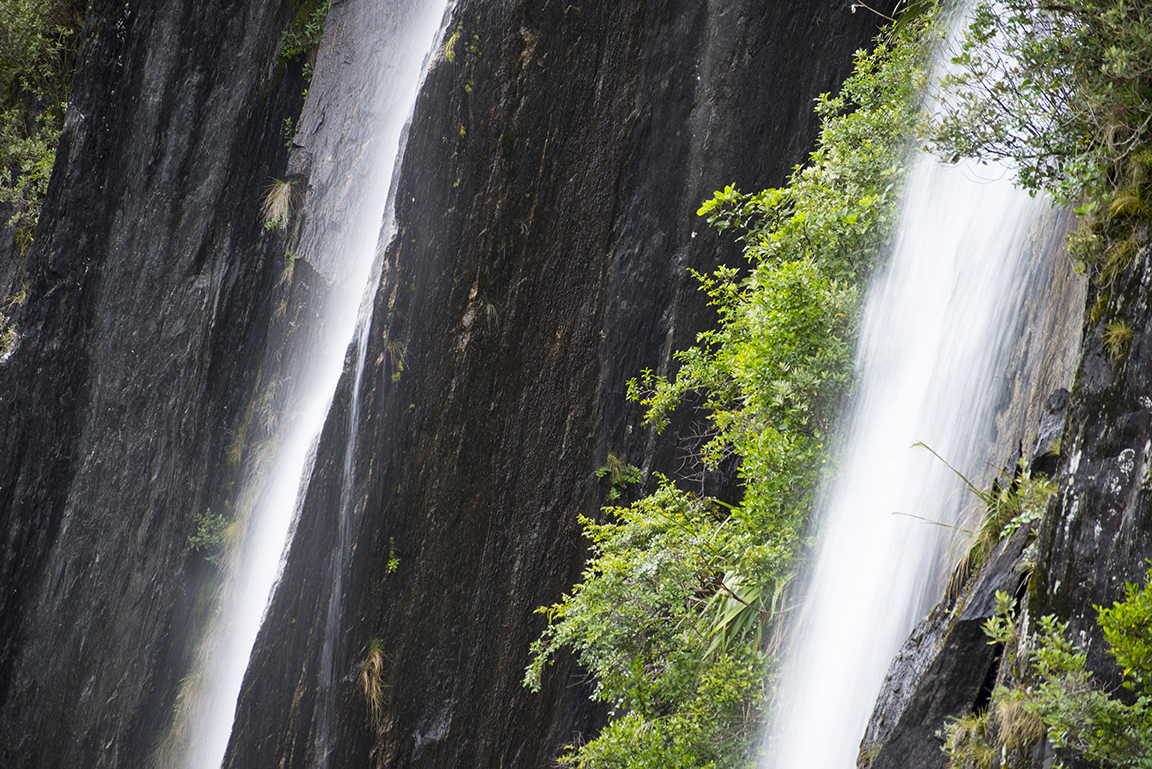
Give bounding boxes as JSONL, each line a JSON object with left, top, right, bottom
{"left": 1021, "top": 231, "right": 1152, "bottom": 768}
{"left": 0, "top": 1, "right": 312, "bottom": 766}
{"left": 860, "top": 527, "right": 1034, "bottom": 769}
{"left": 223, "top": 1, "right": 899, "bottom": 767}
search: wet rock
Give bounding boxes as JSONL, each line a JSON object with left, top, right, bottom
{"left": 1033, "top": 388, "right": 1070, "bottom": 475}
{"left": 0, "top": 1, "right": 312, "bottom": 766}
{"left": 859, "top": 528, "right": 1033, "bottom": 769}
{"left": 224, "top": 1, "right": 899, "bottom": 767}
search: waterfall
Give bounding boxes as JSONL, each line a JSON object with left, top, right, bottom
{"left": 174, "top": 2, "right": 450, "bottom": 767}
{"left": 315, "top": 321, "right": 371, "bottom": 768}
{"left": 765, "top": 22, "right": 1059, "bottom": 768}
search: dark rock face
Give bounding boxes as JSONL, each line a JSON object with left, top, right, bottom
{"left": 224, "top": 1, "right": 898, "bottom": 767}
{"left": 1026, "top": 232, "right": 1152, "bottom": 769}
{"left": 0, "top": 0, "right": 310, "bottom": 766}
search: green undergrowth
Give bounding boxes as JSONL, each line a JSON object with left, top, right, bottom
{"left": 279, "top": 0, "right": 329, "bottom": 62}
{"left": 524, "top": 9, "right": 936, "bottom": 767}
{"left": 944, "top": 572, "right": 1152, "bottom": 769}
{"left": 0, "top": 0, "right": 84, "bottom": 254}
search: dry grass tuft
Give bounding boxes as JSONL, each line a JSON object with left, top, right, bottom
{"left": 262, "top": 179, "right": 294, "bottom": 231}
{"left": 942, "top": 710, "right": 998, "bottom": 769}
{"left": 993, "top": 695, "right": 1045, "bottom": 753}
{"left": 1103, "top": 318, "right": 1133, "bottom": 362}
{"left": 1100, "top": 238, "right": 1140, "bottom": 286}
{"left": 361, "top": 638, "right": 387, "bottom": 731}
{"left": 1109, "top": 184, "right": 1148, "bottom": 220}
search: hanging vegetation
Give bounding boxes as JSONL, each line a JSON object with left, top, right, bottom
{"left": 524, "top": 8, "right": 937, "bottom": 767}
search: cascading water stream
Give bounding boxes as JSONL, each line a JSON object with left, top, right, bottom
{"left": 175, "top": 2, "right": 451, "bottom": 767}
{"left": 315, "top": 321, "right": 371, "bottom": 768}
{"left": 765, "top": 19, "right": 1059, "bottom": 767}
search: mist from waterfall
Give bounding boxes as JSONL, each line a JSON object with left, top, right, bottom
{"left": 175, "top": 3, "right": 451, "bottom": 767}
{"left": 764, "top": 16, "right": 1058, "bottom": 767}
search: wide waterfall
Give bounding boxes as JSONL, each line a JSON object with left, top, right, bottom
{"left": 765, "top": 33, "right": 1059, "bottom": 769}
{"left": 174, "top": 3, "right": 450, "bottom": 767}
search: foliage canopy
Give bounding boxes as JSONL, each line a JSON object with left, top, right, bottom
{"left": 0, "top": 0, "right": 83, "bottom": 246}
{"left": 928, "top": 0, "right": 1152, "bottom": 202}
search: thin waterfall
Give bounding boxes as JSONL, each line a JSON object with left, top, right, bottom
{"left": 174, "top": 2, "right": 451, "bottom": 767}
{"left": 315, "top": 321, "right": 371, "bottom": 768}
{"left": 765, "top": 23, "right": 1058, "bottom": 768}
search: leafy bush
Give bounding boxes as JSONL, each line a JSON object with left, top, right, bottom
{"left": 596, "top": 452, "right": 642, "bottom": 501}
{"left": 928, "top": 0, "right": 1152, "bottom": 202}
{"left": 188, "top": 509, "right": 229, "bottom": 565}
{"left": 524, "top": 482, "right": 769, "bottom": 768}
{"left": 0, "top": 0, "right": 84, "bottom": 244}
{"left": 948, "top": 573, "right": 1152, "bottom": 769}
{"left": 1026, "top": 575, "right": 1152, "bottom": 767}
{"left": 279, "top": 0, "right": 329, "bottom": 61}
{"left": 527, "top": 12, "right": 935, "bottom": 767}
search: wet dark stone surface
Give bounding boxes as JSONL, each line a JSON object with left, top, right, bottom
{"left": 0, "top": 0, "right": 311, "bottom": 766}
{"left": 860, "top": 528, "right": 1033, "bottom": 769}
{"left": 1030, "top": 235, "right": 1152, "bottom": 715}
{"left": 224, "top": 0, "right": 898, "bottom": 767}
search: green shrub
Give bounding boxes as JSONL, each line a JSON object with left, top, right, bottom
{"left": 951, "top": 572, "right": 1152, "bottom": 769}
{"left": 928, "top": 0, "right": 1152, "bottom": 202}
{"left": 524, "top": 482, "right": 769, "bottom": 769}
{"left": 1025, "top": 574, "right": 1152, "bottom": 767}
{"left": 188, "top": 509, "right": 229, "bottom": 565}
{"left": 526, "top": 10, "right": 936, "bottom": 766}
{"left": 0, "top": 0, "right": 84, "bottom": 245}
{"left": 279, "top": 0, "right": 329, "bottom": 61}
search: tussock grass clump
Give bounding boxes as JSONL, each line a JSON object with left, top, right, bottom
{"left": 943, "top": 710, "right": 998, "bottom": 769}
{"left": 361, "top": 638, "right": 386, "bottom": 731}
{"left": 941, "top": 698, "right": 1046, "bottom": 769}
{"left": 261, "top": 178, "right": 295, "bottom": 231}
{"left": 1103, "top": 318, "right": 1133, "bottom": 362}
{"left": 1100, "top": 238, "right": 1141, "bottom": 286}
{"left": 993, "top": 695, "right": 1045, "bottom": 754}
{"left": 1109, "top": 185, "right": 1149, "bottom": 221}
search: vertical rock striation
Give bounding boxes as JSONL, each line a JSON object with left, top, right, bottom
{"left": 225, "top": 0, "right": 897, "bottom": 766}
{"left": 0, "top": 0, "right": 311, "bottom": 765}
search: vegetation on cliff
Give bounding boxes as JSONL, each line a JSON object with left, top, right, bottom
{"left": 928, "top": 0, "right": 1152, "bottom": 304}
{"left": 530, "top": 0, "right": 1152, "bottom": 762}
{"left": 525, "top": 10, "right": 935, "bottom": 767}
{"left": 0, "top": 0, "right": 83, "bottom": 360}
{"left": 945, "top": 575, "right": 1152, "bottom": 769}
{"left": 0, "top": 0, "right": 84, "bottom": 251}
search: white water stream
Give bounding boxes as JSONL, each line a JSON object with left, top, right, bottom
{"left": 765, "top": 30, "right": 1056, "bottom": 768}
{"left": 178, "top": 2, "right": 450, "bottom": 767}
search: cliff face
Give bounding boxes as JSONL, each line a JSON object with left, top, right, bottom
{"left": 0, "top": 0, "right": 903, "bottom": 765}
{"left": 224, "top": 1, "right": 897, "bottom": 767}
{"left": 0, "top": 0, "right": 309, "bottom": 766}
